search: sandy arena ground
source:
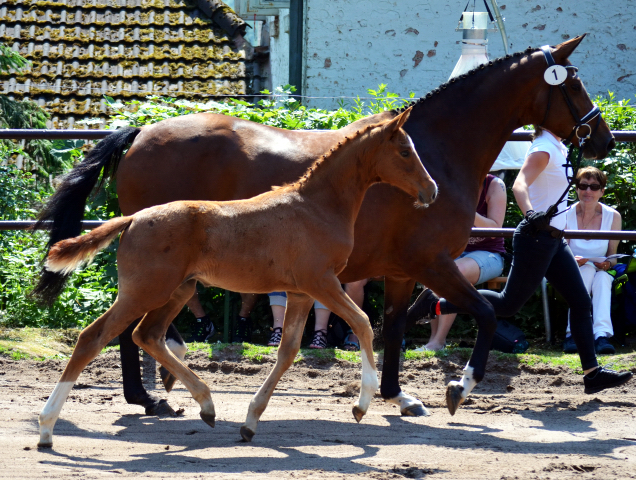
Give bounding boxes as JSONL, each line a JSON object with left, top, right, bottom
{"left": 1, "top": 349, "right": 635, "bottom": 479}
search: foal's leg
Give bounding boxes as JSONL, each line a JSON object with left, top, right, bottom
{"left": 132, "top": 281, "right": 217, "bottom": 427}
{"left": 311, "top": 276, "right": 379, "bottom": 423}
{"left": 241, "top": 292, "right": 313, "bottom": 442}
{"left": 380, "top": 276, "right": 430, "bottom": 416}
{"left": 160, "top": 323, "right": 187, "bottom": 393}
{"left": 38, "top": 298, "right": 147, "bottom": 448}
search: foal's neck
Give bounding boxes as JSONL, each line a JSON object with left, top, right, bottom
{"left": 296, "top": 128, "right": 384, "bottom": 220}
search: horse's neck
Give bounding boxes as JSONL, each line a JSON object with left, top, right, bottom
{"left": 410, "top": 59, "right": 541, "bottom": 184}
{"left": 299, "top": 135, "right": 381, "bottom": 222}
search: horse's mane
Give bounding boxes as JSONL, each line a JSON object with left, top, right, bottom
{"left": 392, "top": 47, "right": 539, "bottom": 114}
{"left": 272, "top": 121, "right": 382, "bottom": 193}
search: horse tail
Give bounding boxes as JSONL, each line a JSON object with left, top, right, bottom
{"left": 31, "top": 216, "right": 133, "bottom": 305}
{"left": 31, "top": 127, "right": 140, "bottom": 306}
{"left": 34, "top": 126, "right": 141, "bottom": 249}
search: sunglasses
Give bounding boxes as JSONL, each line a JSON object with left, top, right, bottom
{"left": 577, "top": 183, "right": 602, "bottom": 191}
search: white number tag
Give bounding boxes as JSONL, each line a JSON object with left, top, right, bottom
{"left": 544, "top": 65, "right": 568, "bottom": 85}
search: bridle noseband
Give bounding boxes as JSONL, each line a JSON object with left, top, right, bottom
{"left": 539, "top": 45, "right": 604, "bottom": 220}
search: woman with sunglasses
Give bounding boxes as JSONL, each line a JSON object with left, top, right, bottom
{"left": 409, "top": 126, "right": 631, "bottom": 398}
{"left": 562, "top": 167, "right": 621, "bottom": 355}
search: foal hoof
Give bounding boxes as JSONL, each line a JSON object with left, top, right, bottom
{"left": 352, "top": 405, "right": 365, "bottom": 423}
{"left": 401, "top": 404, "right": 431, "bottom": 417}
{"left": 445, "top": 383, "right": 465, "bottom": 416}
{"left": 159, "top": 367, "right": 177, "bottom": 393}
{"left": 200, "top": 412, "right": 216, "bottom": 428}
{"left": 36, "top": 441, "right": 52, "bottom": 449}
{"left": 240, "top": 426, "right": 255, "bottom": 443}
{"left": 145, "top": 398, "right": 177, "bottom": 417}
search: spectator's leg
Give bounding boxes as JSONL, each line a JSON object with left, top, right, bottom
{"left": 591, "top": 271, "right": 614, "bottom": 339}
{"left": 267, "top": 293, "right": 286, "bottom": 346}
{"left": 566, "top": 264, "right": 594, "bottom": 337}
{"left": 343, "top": 280, "right": 368, "bottom": 346}
{"left": 309, "top": 301, "right": 330, "bottom": 349}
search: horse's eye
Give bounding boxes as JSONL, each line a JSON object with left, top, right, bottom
{"left": 570, "top": 81, "right": 582, "bottom": 92}
{"left": 401, "top": 150, "right": 410, "bottom": 157}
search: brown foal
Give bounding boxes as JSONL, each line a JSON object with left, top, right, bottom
{"left": 36, "top": 107, "right": 438, "bottom": 447}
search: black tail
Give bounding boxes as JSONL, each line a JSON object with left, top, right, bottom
{"left": 31, "top": 126, "right": 141, "bottom": 305}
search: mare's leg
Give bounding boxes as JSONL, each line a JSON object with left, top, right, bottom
{"left": 120, "top": 319, "right": 177, "bottom": 415}
{"left": 131, "top": 280, "right": 219, "bottom": 427}
{"left": 39, "top": 298, "right": 147, "bottom": 448}
{"left": 310, "top": 277, "right": 379, "bottom": 423}
{"left": 241, "top": 293, "right": 314, "bottom": 441}
{"left": 380, "top": 276, "right": 429, "bottom": 416}
{"left": 160, "top": 322, "right": 187, "bottom": 392}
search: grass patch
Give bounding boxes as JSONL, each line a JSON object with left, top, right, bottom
{"left": 0, "top": 327, "right": 79, "bottom": 360}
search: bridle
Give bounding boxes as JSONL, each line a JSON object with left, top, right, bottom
{"left": 539, "top": 45, "right": 603, "bottom": 219}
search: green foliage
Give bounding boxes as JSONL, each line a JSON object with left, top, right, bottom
{"left": 0, "top": 43, "right": 29, "bottom": 73}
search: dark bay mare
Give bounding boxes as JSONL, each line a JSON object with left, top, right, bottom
{"left": 34, "top": 36, "right": 615, "bottom": 419}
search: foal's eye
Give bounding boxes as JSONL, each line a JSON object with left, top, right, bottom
{"left": 400, "top": 150, "right": 410, "bottom": 157}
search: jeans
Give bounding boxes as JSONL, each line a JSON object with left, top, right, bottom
{"left": 441, "top": 218, "right": 598, "bottom": 371}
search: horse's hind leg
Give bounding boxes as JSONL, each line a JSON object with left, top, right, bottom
{"left": 131, "top": 281, "right": 217, "bottom": 427}
{"left": 38, "top": 299, "right": 146, "bottom": 448}
{"left": 241, "top": 292, "right": 313, "bottom": 442}
{"left": 311, "top": 276, "right": 379, "bottom": 423}
{"left": 160, "top": 323, "right": 186, "bottom": 393}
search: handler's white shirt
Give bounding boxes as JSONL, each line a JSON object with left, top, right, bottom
{"left": 525, "top": 131, "right": 570, "bottom": 230}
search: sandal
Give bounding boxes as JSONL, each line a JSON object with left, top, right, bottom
{"left": 309, "top": 329, "right": 328, "bottom": 349}
{"left": 267, "top": 327, "right": 283, "bottom": 346}
{"left": 342, "top": 330, "right": 360, "bottom": 352}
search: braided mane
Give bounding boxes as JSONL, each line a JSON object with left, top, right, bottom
{"left": 392, "top": 47, "right": 539, "bottom": 114}
{"left": 273, "top": 121, "right": 383, "bottom": 192}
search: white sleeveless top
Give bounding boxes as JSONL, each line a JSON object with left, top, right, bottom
{"left": 566, "top": 202, "right": 616, "bottom": 258}
{"left": 526, "top": 132, "right": 570, "bottom": 229}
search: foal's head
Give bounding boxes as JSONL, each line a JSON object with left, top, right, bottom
{"left": 370, "top": 107, "right": 438, "bottom": 207}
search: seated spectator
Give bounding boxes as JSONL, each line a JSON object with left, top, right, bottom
{"left": 563, "top": 167, "right": 622, "bottom": 355}
{"left": 415, "top": 173, "right": 507, "bottom": 351}
{"left": 267, "top": 292, "right": 331, "bottom": 349}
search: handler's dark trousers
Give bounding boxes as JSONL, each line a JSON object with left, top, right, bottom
{"left": 441, "top": 219, "right": 598, "bottom": 371}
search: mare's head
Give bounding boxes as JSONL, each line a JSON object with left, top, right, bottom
{"left": 529, "top": 35, "right": 615, "bottom": 159}
{"left": 370, "top": 107, "right": 438, "bottom": 207}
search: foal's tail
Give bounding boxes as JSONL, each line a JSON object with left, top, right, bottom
{"left": 31, "top": 127, "right": 141, "bottom": 305}
{"left": 32, "top": 216, "right": 133, "bottom": 305}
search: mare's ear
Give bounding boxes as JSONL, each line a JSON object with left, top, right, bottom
{"left": 552, "top": 34, "right": 586, "bottom": 63}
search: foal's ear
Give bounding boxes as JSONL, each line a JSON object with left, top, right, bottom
{"left": 552, "top": 34, "right": 586, "bottom": 62}
{"left": 389, "top": 106, "right": 413, "bottom": 133}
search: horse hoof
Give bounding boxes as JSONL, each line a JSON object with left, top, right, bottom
{"left": 200, "top": 411, "right": 216, "bottom": 428}
{"left": 159, "top": 367, "right": 177, "bottom": 393}
{"left": 401, "top": 404, "right": 431, "bottom": 417}
{"left": 240, "top": 426, "right": 255, "bottom": 442}
{"left": 145, "top": 399, "right": 177, "bottom": 417}
{"left": 352, "top": 405, "right": 365, "bottom": 423}
{"left": 445, "top": 383, "right": 465, "bottom": 416}
{"left": 37, "top": 441, "right": 52, "bottom": 449}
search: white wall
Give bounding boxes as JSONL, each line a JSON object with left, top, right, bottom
{"left": 268, "top": 9, "right": 291, "bottom": 90}
{"left": 303, "top": 0, "right": 636, "bottom": 109}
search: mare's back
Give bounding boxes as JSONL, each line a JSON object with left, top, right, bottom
{"left": 116, "top": 112, "right": 371, "bottom": 215}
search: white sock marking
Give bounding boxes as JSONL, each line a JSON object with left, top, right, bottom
{"left": 39, "top": 381, "right": 74, "bottom": 446}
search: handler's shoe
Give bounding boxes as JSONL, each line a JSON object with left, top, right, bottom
{"left": 562, "top": 336, "right": 578, "bottom": 354}
{"left": 407, "top": 288, "right": 439, "bottom": 322}
{"left": 232, "top": 316, "right": 252, "bottom": 343}
{"left": 584, "top": 367, "right": 632, "bottom": 394}
{"left": 191, "top": 315, "right": 214, "bottom": 343}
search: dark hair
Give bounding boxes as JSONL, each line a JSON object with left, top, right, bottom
{"left": 576, "top": 166, "right": 607, "bottom": 189}
{"left": 531, "top": 125, "right": 544, "bottom": 141}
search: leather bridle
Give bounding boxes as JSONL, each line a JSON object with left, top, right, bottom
{"left": 539, "top": 45, "right": 603, "bottom": 219}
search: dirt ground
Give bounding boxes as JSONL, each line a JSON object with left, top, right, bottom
{"left": 1, "top": 348, "right": 635, "bottom": 480}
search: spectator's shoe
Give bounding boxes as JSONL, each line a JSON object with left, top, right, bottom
{"left": 407, "top": 289, "right": 439, "bottom": 323}
{"left": 562, "top": 335, "right": 578, "bottom": 354}
{"left": 191, "top": 315, "right": 213, "bottom": 342}
{"left": 232, "top": 316, "right": 252, "bottom": 343}
{"left": 584, "top": 367, "right": 632, "bottom": 394}
{"left": 595, "top": 336, "right": 616, "bottom": 355}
